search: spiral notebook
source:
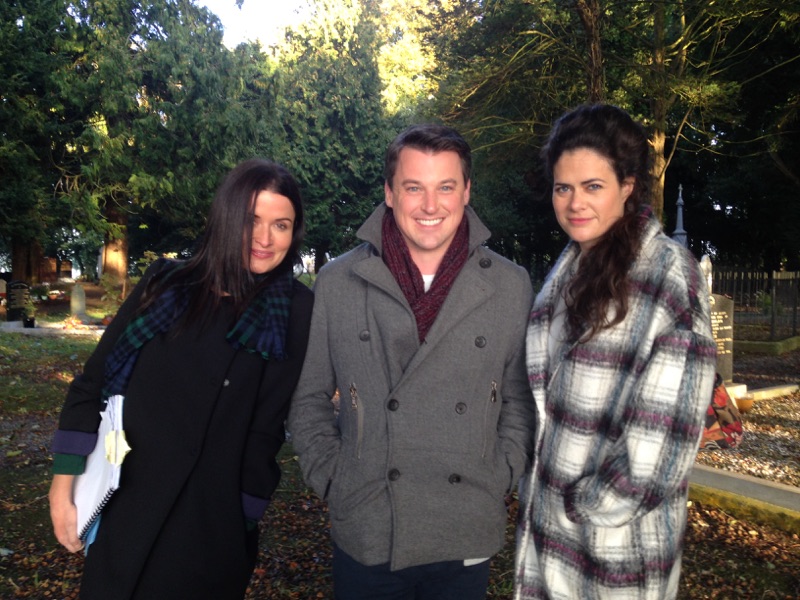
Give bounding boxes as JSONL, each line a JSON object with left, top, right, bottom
{"left": 74, "top": 394, "right": 129, "bottom": 541}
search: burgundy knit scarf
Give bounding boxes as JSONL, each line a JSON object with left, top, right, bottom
{"left": 381, "top": 209, "right": 469, "bottom": 342}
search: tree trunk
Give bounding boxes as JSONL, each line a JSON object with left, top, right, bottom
{"left": 650, "top": 127, "right": 667, "bottom": 220}
{"left": 649, "top": 0, "right": 667, "bottom": 219}
{"left": 11, "top": 239, "right": 44, "bottom": 284}
{"left": 313, "top": 244, "right": 329, "bottom": 274}
{"left": 102, "top": 239, "right": 128, "bottom": 281}
{"left": 575, "top": 0, "right": 605, "bottom": 102}
{"left": 102, "top": 204, "right": 129, "bottom": 288}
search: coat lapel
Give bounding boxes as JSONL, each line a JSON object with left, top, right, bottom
{"left": 401, "top": 262, "right": 494, "bottom": 380}
{"left": 352, "top": 252, "right": 495, "bottom": 387}
{"left": 352, "top": 253, "right": 409, "bottom": 306}
{"left": 351, "top": 203, "right": 497, "bottom": 387}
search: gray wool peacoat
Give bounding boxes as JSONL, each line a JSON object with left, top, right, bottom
{"left": 288, "top": 203, "right": 535, "bottom": 571}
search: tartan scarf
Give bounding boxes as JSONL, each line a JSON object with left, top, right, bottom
{"left": 381, "top": 208, "right": 469, "bottom": 342}
{"left": 103, "top": 266, "right": 294, "bottom": 398}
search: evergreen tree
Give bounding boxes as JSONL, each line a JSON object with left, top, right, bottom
{"left": 61, "top": 0, "right": 263, "bottom": 280}
{"left": 0, "top": 0, "right": 86, "bottom": 281}
{"left": 272, "top": 0, "right": 389, "bottom": 270}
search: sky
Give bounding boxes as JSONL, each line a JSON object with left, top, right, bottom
{"left": 198, "top": 0, "right": 308, "bottom": 48}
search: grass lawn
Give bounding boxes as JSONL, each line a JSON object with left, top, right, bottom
{"left": 1, "top": 332, "right": 798, "bottom": 599}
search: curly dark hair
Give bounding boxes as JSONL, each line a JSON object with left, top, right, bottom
{"left": 542, "top": 104, "right": 652, "bottom": 341}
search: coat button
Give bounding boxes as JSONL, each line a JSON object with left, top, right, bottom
{"left": 388, "top": 399, "right": 399, "bottom": 411}
{"left": 448, "top": 474, "right": 462, "bottom": 484}
{"left": 479, "top": 258, "right": 492, "bottom": 268}
{"left": 474, "top": 336, "right": 486, "bottom": 348}
{"left": 223, "top": 379, "right": 230, "bottom": 387}
{"left": 359, "top": 330, "right": 370, "bottom": 341}
{"left": 455, "top": 402, "right": 467, "bottom": 414}
{"left": 388, "top": 469, "right": 401, "bottom": 481}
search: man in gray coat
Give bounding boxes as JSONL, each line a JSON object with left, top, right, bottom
{"left": 288, "top": 124, "right": 535, "bottom": 599}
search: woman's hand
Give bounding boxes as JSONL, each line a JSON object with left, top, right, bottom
{"left": 49, "top": 474, "right": 83, "bottom": 552}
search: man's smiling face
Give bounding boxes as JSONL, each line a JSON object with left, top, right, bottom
{"left": 384, "top": 147, "right": 470, "bottom": 275}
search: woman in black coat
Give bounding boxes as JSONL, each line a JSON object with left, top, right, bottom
{"left": 48, "top": 159, "right": 314, "bottom": 599}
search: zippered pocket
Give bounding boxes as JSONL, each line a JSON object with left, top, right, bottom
{"left": 349, "top": 382, "right": 364, "bottom": 459}
{"left": 482, "top": 380, "right": 498, "bottom": 458}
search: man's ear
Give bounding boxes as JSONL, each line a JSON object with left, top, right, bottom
{"left": 464, "top": 179, "right": 471, "bottom": 205}
{"left": 384, "top": 181, "right": 394, "bottom": 208}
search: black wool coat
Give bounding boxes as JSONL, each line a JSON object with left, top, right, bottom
{"left": 56, "top": 263, "right": 313, "bottom": 600}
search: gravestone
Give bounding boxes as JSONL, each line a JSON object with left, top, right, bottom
{"left": 7, "top": 281, "right": 30, "bottom": 322}
{"left": 700, "top": 255, "right": 712, "bottom": 293}
{"left": 71, "top": 282, "right": 89, "bottom": 322}
{"left": 701, "top": 255, "right": 734, "bottom": 383}
{"left": 709, "top": 294, "right": 734, "bottom": 383}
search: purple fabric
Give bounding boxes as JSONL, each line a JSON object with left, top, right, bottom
{"left": 241, "top": 491, "right": 269, "bottom": 521}
{"left": 51, "top": 429, "right": 98, "bottom": 456}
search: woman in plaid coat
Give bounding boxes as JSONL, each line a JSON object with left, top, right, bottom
{"left": 514, "top": 105, "right": 716, "bottom": 599}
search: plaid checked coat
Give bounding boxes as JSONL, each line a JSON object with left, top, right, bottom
{"left": 514, "top": 214, "right": 716, "bottom": 599}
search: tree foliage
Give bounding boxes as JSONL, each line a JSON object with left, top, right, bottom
{"left": 426, "top": 0, "right": 799, "bottom": 271}
{"left": 664, "top": 5, "right": 800, "bottom": 270}
{"left": 375, "top": 0, "right": 440, "bottom": 118}
{"left": 1, "top": 0, "right": 797, "bottom": 280}
{"left": 271, "top": 0, "right": 389, "bottom": 270}
{"left": 0, "top": 0, "right": 86, "bottom": 281}
{"left": 62, "top": 0, "right": 267, "bottom": 278}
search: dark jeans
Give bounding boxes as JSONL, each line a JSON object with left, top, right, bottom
{"left": 332, "top": 543, "right": 491, "bottom": 600}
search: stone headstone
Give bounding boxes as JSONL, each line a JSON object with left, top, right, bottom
{"left": 70, "top": 282, "right": 89, "bottom": 322}
{"left": 700, "top": 255, "right": 713, "bottom": 295}
{"left": 709, "top": 293, "right": 734, "bottom": 383}
{"left": 7, "top": 281, "right": 30, "bottom": 322}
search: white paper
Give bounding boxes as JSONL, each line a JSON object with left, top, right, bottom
{"left": 73, "top": 394, "right": 128, "bottom": 540}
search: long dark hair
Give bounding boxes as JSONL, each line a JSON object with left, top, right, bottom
{"left": 140, "top": 158, "right": 305, "bottom": 326}
{"left": 542, "top": 104, "right": 651, "bottom": 341}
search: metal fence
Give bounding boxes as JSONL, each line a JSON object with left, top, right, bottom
{"left": 712, "top": 270, "right": 800, "bottom": 341}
